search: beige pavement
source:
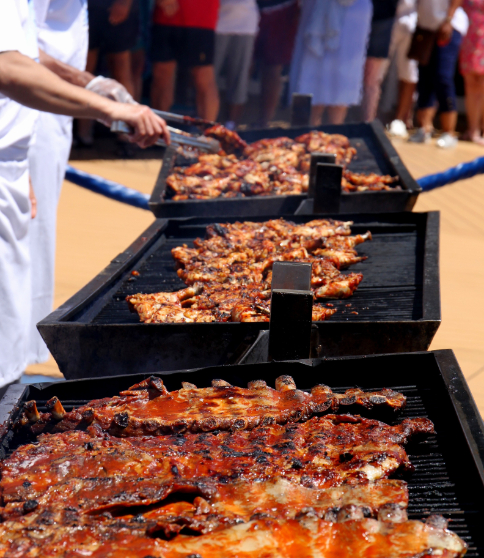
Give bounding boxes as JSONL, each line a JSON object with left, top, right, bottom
{"left": 26, "top": 140, "right": 484, "bottom": 415}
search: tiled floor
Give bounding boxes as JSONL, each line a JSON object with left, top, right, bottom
{"left": 25, "top": 139, "right": 484, "bottom": 416}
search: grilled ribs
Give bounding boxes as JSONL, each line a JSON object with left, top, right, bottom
{"left": 166, "top": 129, "right": 400, "bottom": 200}
{"left": 18, "top": 376, "right": 406, "bottom": 436}
{"left": 4, "top": 415, "right": 434, "bottom": 504}
{"left": 128, "top": 219, "right": 369, "bottom": 323}
{"left": 1, "top": 477, "right": 408, "bottom": 534}
{"left": 0, "top": 509, "right": 466, "bottom": 558}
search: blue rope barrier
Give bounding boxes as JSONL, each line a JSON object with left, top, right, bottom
{"left": 65, "top": 165, "right": 150, "bottom": 210}
{"left": 418, "top": 156, "right": 484, "bottom": 191}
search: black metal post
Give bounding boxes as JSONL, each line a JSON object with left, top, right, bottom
{"left": 268, "top": 262, "right": 313, "bottom": 361}
{"left": 308, "top": 152, "right": 337, "bottom": 197}
{"left": 313, "top": 162, "right": 343, "bottom": 214}
{"left": 290, "top": 94, "right": 312, "bottom": 127}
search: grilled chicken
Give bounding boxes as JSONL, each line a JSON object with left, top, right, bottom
{"left": 204, "top": 124, "right": 248, "bottom": 154}
{"left": 129, "top": 219, "right": 369, "bottom": 324}
{"left": 0, "top": 508, "right": 465, "bottom": 558}
{"left": 4, "top": 415, "right": 434, "bottom": 504}
{"left": 166, "top": 129, "right": 399, "bottom": 200}
{"left": 17, "top": 376, "right": 406, "bottom": 436}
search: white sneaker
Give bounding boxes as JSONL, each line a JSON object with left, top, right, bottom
{"left": 388, "top": 119, "right": 408, "bottom": 139}
{"left": 436, "top": 133, "right": 458, "bottom": 149}
{"left": 408, "top": 128, "right": 431, "bottom": 144}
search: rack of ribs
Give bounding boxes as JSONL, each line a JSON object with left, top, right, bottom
{"left": 18, "top": 375, "right": 406, "bottom": 436}
{"left": 5, "top": 414, "right": 433, "bottom": 503}
{"left": 128, "top": 219, "right": 370, "bottom": 323}
{"left": 0, "top": 477, "right": 408, "bottom": 533}
{"left": 165, "top": 128, "right": 400, "bottom": 200}
{"left": 0, "top": 503, "right": 466, "bottom": 557}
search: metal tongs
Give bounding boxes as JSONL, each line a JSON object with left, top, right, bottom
{"left": 111, "top": 120, "right": 221, "bottom": 153}
{"left": 151, "top": 109, "right": 216, "bottom": 129}
{"left": 111, "top": 108, "right": 220, "bottom": 153}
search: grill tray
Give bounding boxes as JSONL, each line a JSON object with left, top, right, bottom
{"left": 37, "top": 211, "right": 440, "bottom": 379}
{"left": 1, "top": 350, "right": 483, "bottom": 555}
{"left": 149, "top": 121, "right": 421, "bottom": 218}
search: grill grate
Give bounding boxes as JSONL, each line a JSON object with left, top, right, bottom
{"left": 91, "top": 227, "right": 424, "bottom": 325}
{"left": 4, "top": 384, "right": 481, "bottom": 556}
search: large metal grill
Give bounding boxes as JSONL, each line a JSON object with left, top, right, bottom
{"left": 0, "top": 350, "right": 482, "bottom": 555}
{"left": 37, "top": 212, "right": 440, "bottom": 379}
{"left": 149, "top": 121, "right": 421, "bottom": 218}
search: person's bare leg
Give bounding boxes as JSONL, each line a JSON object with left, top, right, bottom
{"left": 395, "top": 80, "right": 416, "bottom": 127}
{"left": 228, "top": 104, "right": 244, "bottom": 125}
{"left": 107, "top": 51, "right": 135, "bottom": 96}
{"left": 416, "top": 107, "right": 436, "bottom": 132}
{"left": 77, "top": 49, "right": 99, "bottom": 144}
{"left": 439, "top": 111, "right": 457, "bottom": 134}
{"left": 260, "top": 63, "right": 283, "bottom": 126}
{"left": 190, "top": 65, "right": 220, "bottom": 121}
{"left": 131, "top": 48, "right": 145, "bottom": 102}
{"left": 310, "top": 105, "right": 325, "bottom": 126}
{"left": 463, "top": 73, "right": 484, "bottom": 142}
{"left": 327, "top": 105, "right": 348, "bottom": 125}
{"left": 362, "top": 57, "right": 390, "bottom": 122}
{"left": 151, "top": 61, "right": 177, "bottom": 111}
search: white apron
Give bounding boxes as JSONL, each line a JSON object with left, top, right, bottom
{"left": 0, "top": 0, "right": 39, "bottom": 386}
{"left": 28, "top": 0, "right": 88, "bottom": 364}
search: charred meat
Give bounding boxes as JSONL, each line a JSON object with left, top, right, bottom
{"left": 16, "top": 375, "right": 406, "bottom": 436}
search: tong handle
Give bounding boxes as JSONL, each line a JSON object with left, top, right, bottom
{"left": 110, "top": 121, "right": 221, "bottom": 153}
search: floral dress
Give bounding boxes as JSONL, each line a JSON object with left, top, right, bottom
{"left": 460, "top": 0, "right": 484, "bottom": 74}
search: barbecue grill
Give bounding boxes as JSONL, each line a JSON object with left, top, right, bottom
{"left": 37, "top": 211, "right": 440, "bottom": 379}
{"left": 149, "top": 121, "right": 421, "bottom": 218}
{"left": 1, "top": 350, "right": 483, "bottom": 555}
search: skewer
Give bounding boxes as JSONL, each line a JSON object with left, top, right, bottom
{"left": 110, "top": 121, "right": 221, "bottom": 153}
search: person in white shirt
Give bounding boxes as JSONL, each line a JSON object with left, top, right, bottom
{"left": 408, "top": 0, "right": 468, "bottom": 148}
{"left": 27, "top": 0, "right": 136, "bottom": 366}
{"left": 0, "top": 0, "right": 168, "bottom": 396}
{"left": 214, "top": 0, "right": 259, "bottom": 128}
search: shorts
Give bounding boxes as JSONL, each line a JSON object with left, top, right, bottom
{"left": 388, "top": 19, "right": 418, "bottom": 83}
{"left": 255, "top": 1, "right": 300, "bottom": 66}
{"left": 88, "top": 3, "right": 140, "bottom": 53}
{"left": 151, "top": 25, "right": 215, "bottom": 67}
{"left": 367, "top": 17, "right": 395, "bottom": 58}
{"left": 214, "top": 34, "right": 255, "bottom": 105}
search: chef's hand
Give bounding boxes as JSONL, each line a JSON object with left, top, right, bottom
{"left": 86, "top": 76, "right": 136, "bottom": 104}
{"left": 29, "top": 177, "right": 37, "bottom": 219}
{"left": 109, "top": 0, "right": 133, "bottom": 25}
{"left": 157, "top": 0, "right": 179, "bottom": 17}
{"left": 107, "top": 103, "right": 171, "bottom": 148}
{"left": 437, "top": 20, "right": 453, "bottom": 46}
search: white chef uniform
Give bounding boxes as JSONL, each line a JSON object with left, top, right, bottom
{"left": 0, "top": 0, "right": 39, "bottom": 386}
{"left": 27, "top": 0, "right": 88, "bottom": 364}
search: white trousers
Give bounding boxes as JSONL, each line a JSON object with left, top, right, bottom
{"left": 0, "top": 158, "right": 31, "bottom": 387}
{"left": 27, "top": 112, "right": 73, "bottom": 364}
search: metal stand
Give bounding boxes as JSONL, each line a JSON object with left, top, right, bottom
{"left": 313, "top": 162, "right": 343, "bottom": 213}
{"left": 268, "top": 262, "right": 313, "bottom": 361}
{"left": 295, "top": 156, "right": 342, "bottom": 215}
{"left": 290, "top": 94, "right": 312, "bottom": 127}
{"left": 308, "top": 152, "right": 337, "bottom": 196}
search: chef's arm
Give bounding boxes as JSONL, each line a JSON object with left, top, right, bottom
{"left": 0, "top": 50, "right": 169, "bottom": 147}
{"left": 38, "top": 49, "right": 94, "bottom": 87}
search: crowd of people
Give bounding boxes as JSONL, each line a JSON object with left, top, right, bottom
{"left": 80, "top": 0, "right": 484, "bottom": 147}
